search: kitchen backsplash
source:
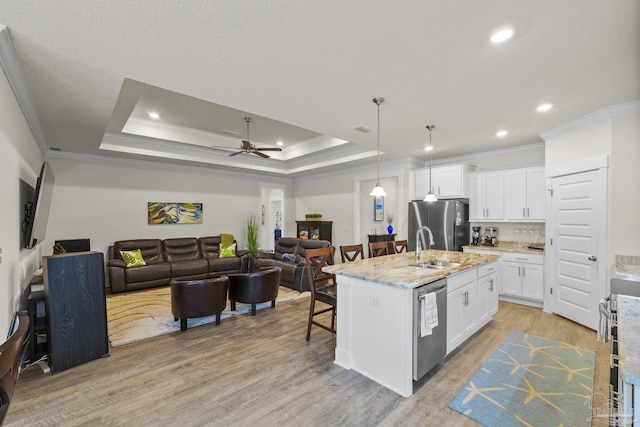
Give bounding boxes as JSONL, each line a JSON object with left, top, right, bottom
{"left": 469, "top": 222, "right": 545, "bottom": 244}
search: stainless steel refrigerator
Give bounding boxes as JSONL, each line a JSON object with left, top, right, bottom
{"left": 408, "top": 200, "right": 469, "bottom": 252}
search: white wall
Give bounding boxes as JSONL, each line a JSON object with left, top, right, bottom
{"left": 44, "top": 156, "right": 291, "bottom": 257}
{"left": 0, "top": 65, "right": 44, "bottom": 336}
{"left": 544, "top": 120, "right": 612, "bottom": 167}
{"left": 610, "top": 111, "right": 640, "bottom": 256}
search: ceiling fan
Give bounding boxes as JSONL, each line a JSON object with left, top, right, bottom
{"left": 214, "top": 117, "right": 282, "bottom": 158}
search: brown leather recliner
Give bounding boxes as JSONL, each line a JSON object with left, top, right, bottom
{"left": 170, "top": 277, "right": 229, "bottom": 331}
{"left": 252, "top": 238, "right": 330, "bottom": 292}
{"left": 227, "top": 267, "right": 282, "bottom": 316}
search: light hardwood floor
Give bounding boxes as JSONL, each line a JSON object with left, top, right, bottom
{"left": 6, "top": 298, "right": 609, "bottom": 426}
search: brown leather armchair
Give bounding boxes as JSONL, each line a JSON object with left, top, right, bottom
{"left": 170, "top": 277, "right": 229, "bottom": 331}
{"left": 227, "top": 267, "right": 282, "bottom": 316}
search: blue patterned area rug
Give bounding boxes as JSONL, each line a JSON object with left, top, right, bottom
{"left": 449, "top": 331, "right": 596, "bottom": 427}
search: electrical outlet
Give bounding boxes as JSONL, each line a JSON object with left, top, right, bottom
{"left": 369, "top": 296, "right": 381, "bottom": 308}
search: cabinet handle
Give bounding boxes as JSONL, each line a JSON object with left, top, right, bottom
{"left": 523, "top": 208, "right": 525, "bottom": 218}
{"left": 518, "top": 266, "right": 521, "bottom": 276}
{"left": 486, "top": 208, "right": 489, "bottom": 218}
{"left": 438, "top": 186, "right": 441, "bottom": 195}
{"left": 527, "top": 207, "right": 530, "bottom": 217}
{"left": 522, "top": 266, "right": 526, "bottom": 277}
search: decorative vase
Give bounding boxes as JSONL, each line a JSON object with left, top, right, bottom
{"left": 387, "top": 224, "right": 393, "bottom": 234}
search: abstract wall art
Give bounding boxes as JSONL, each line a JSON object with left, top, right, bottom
{"left": 148, "top": 202, "right": 203, "bottom": 224}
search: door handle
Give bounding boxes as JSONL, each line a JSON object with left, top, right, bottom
{"left": 588, "top": 256, "right": 597, "bottom": 261}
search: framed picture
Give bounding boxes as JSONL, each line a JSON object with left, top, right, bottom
{"left": 374, "top": 196, "right": 384, "bottom": 221}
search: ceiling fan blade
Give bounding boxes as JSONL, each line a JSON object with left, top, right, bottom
{"left": 253, "top": 151, "right": 270, "bottom": 158}
{"left": 229, "top": 150, "right": 244, "bottom": 157}
{"left": 256, "top": 147, "right": 282, "bottom": 152}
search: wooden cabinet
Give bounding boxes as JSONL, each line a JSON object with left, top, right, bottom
{"left": 367, "top": 234, "right": 396, "bottom": 257}
{"left": 43, "top": 251, "right": 109, "bottom": 374}
{"left": 296, "top": 221, "right": 332, "bottom": 242}
{"left": 412, "top": 164, "right": 472, "bottom": 200}
{"left": 504, "top": 166, "right": 545, "bottom": 221}
{"left": 501, "top": 252, "right": 544, "bottom": 301}
{"left": 446, "top": 269, "right": 478, "bottom": 355}
{"left": 469, "top": 171, "right": 504, "bottom": 221}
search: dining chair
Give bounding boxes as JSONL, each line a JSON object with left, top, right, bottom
{"left": 340, "top": 244, "right": 364, "bottom": 263}
{"left": 394, "top": 239, "right": 408, "bottom": 254}
{"left": 368, "top": 241, "right": 389, "bottom": 258}
{"left": 305, "top": 246, "right": 337, "bottom": 341}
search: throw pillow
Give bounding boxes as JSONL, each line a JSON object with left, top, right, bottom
{"left": 120, "top": 249, "right": 146, "bottom": 268}
{"left": 281, "top": 253, "right": 296, "bottom": 263}
{"left": 220, "top": 242, "right": 237, "bottom": 258}
{"left": 220, "top": 233, "right": 234, "bottom": 246}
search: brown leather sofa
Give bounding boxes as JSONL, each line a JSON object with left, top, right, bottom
{"left": 252, "top": 237, "right": 330, "bottom": 292}
{"left": 107, "top": 236, "right": 248, "bottom": 293}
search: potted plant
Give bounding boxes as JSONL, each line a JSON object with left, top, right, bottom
{"left": 245, "top": 213, "right": 259, "bottom": 265}
{"left": 305, "top": 213, "right": 322, "bottom": 221}
{"left": 386, "top": 212, "right": 394, "bottom": 234}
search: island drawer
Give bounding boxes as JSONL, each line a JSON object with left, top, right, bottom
{"left": 447, "top": 269, "right": 477, "bottom": 293}
{"left": 478, "top": 261, "right": 499, "bottom": 278}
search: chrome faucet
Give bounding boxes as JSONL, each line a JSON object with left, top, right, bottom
{"left": 415, "top": 225, "right": 435, "bottom": 262}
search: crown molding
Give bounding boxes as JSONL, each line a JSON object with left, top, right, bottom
{"left": 0, "top": 25, "right": 48, "bottom": 153}
{"left": 539, "top": 100, "right": 640, "bottom": 140}
{"left": 423, "top": 142, "right": 545, "bottom": 168}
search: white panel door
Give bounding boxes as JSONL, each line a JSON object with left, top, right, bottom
{"left": 504, "top": 169, "right": 527, "bottom": 219}
{"left": 551, "top": 169, "right": 606, "bottom": 330}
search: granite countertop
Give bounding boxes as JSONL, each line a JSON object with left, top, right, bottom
{"left": 616, "top": 295, "right": 640, "bottom": 386}
{"left": 323, "top": 250, "right": 499, "bottom": 289}
{"left": 462, "top": 240, "right": 546, "bottom": 254}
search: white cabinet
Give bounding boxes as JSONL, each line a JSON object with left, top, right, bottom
{"left": 411, "top": 164, "right": 472, "bottom": 200}
{"left": 469, "top": 171, "right": 504, "bottom": 221}
{"left": 446, "top": 269, "right": 478, "bottom": 355}
{"left": 501, "top": 252, "right": 544, "bottom": 301}
{"left": 463, "top": 248, "right": 502, "bottom": 294}
{"left": 477, "top": 261, "right": 499, "bottom": 326}
{"left": 504, "top": 166, "right": 545, "bottom": 221}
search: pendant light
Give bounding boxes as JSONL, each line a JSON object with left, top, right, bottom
{"left": 423, "top": 124, "right": 438, "bottom": 202}
{"left": 370, "top": 97, "right": 387, "bottom": 197}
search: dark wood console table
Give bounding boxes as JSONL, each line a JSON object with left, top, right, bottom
{"left": 368, "top": 234, "right": 396, "bottom": 257}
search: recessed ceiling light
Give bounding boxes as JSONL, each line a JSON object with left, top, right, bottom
{"left": 148, "top": 112, "right": 160, "bottom": 119}
{"left": 490, "top": 28, "right": 514, "bottom": 44}
{"left": 496, "top": 130, "right": 508, "bottom": 138}
{"left": 424, "top": 146, "right": 434, "bottom": 152}
{"left": 276, "top": 141, "right": 284, "bottom": 146}
{"left": 536, "top": 103, "right": 553, "bottom": 112}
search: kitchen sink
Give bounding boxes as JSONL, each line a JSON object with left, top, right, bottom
{"left": 413, "top": 260, "right": 461, "bottom": 269}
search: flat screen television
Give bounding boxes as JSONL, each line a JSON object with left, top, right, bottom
{"left": 23, "top": 162, "right": 55, "bottom": 249}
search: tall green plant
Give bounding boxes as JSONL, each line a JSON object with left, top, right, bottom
{"left": 245, "top": 213, "right": 259, "bottom": 258}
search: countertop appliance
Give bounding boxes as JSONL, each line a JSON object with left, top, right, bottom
{"left": 412, "top": 278, "right": 447, "bottom": 381}
{"left": 483, "top": 227, "right": 498, "bottom": 246}
{"left": 408, "top": 200, "right": 469, "bottom": 252}
{"left": 471, "top": 226, "right": 482, "bottom": 245}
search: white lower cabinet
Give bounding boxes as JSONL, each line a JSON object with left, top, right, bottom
{"left": 501, "top": 252, "right": 544, "bottom": 301}
{"left": 477, "top": 262, "right": 499, "bottom": 326}
{"left": 446, "top": 268, "right": 484, "bottom": 355}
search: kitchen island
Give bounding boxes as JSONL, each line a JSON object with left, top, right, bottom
{"left": 323, "top": 250, "right": 499, "bottom": 397}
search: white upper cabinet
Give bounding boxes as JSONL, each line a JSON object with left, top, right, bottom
{"left": 469, "top": 171, "right": 504, "bottom": 221}
{"left": 411, "top": 164, "right": 472, "bottom": 200}
{"left": 504, "top": 166, "right": 545, "bottom": 221}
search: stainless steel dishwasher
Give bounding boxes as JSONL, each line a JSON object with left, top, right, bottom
{"left": 413, "top": 278, "right": 447, "bottom": 381}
